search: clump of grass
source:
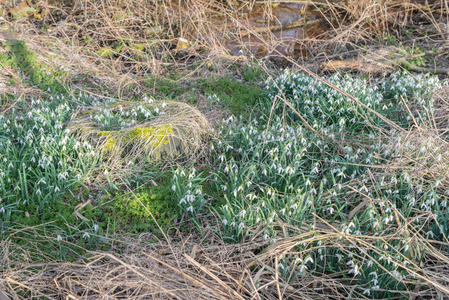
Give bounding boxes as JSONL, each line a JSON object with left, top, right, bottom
{"left": 68, "top": 99, "right": 212, "bottom": 169}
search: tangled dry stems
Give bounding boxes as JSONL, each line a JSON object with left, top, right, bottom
{"left": 4, "top": 0, "right": 445, "bottom": 94}
{"left": 2, "top": 222, "right": 449, "bottom": 299}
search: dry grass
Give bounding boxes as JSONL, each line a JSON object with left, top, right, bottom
{"left": 2, "top": 222, "right": 449, "bottom": 299}
{"left": 69, "top": 100, "right": 211, "bottom": 159}
{"left": 1, "top": 0, "right": 446, "bottom": 94}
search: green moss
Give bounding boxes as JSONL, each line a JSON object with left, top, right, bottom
{"left": 126, "top": 125, "right": 173, "bottom": 147}
{"left": 96, "top": 124, "right": 174, "bottom": 151}
{"left": 130, "top": 43, "right": 146, "bottom": 51}
{"left": 201, "top": 76, "right": 266, "bottom": 116}
{"left": 99, "top": 184, "right": 178, "bottom": 234}
{"left": 96, "top": 47, "right": 116, "bottom": 58}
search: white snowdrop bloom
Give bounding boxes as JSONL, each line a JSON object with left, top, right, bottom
{"left": 304, "top": 256, "right": 313, "bottom": 264}
{"left": 222, "top": 219, "right": 228, "bottom": 226}
{"left": 185, "top": 194, "right": 195, "bottom": 203}
{"left": 186, "top": 206, "right": 194, "bottom": 213}
{"left": 348, "top": 264, "right": 359, "bottom": 276}
{"left": 171, "top": 185, "right": 176, "bottom": 192}
{"left": 392, "top": 270, "right": 403, "bottom": 281}
{"left": 82, "top": 232, "right": 90, "bottom": 239}
{"left": 93, "top": 224, "right": 99, "bottom": 232}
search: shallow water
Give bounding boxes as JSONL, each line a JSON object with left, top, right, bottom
{"left": 226, "top": 3, "right": 326, "bottom": 57}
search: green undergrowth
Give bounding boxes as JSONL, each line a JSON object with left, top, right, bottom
{"left": 0, "top": 40, "right": 65, "bottom": 92}
{"left": 142, "top": 63, "right": 267, "bottom": 113}
{"left": 97, "top": 181, "right": 179, "bottom": 234}
{"left": 144, "top": 75, "right": 184, "bottom": 98}
{"left": 201, "top": 76, "right": 266, "bottom": 116}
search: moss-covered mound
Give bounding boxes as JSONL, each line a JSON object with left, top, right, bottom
{"left": 68, "top": 100, "right": 211, "bottom": 162}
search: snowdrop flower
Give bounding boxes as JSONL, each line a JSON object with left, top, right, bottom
{"left": 304, "top": 256, "right": 313, "bottom": 264}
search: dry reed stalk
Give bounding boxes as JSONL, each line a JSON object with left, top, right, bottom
{"left": 3, "top": 0, "right": 445, "bottom": 94}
